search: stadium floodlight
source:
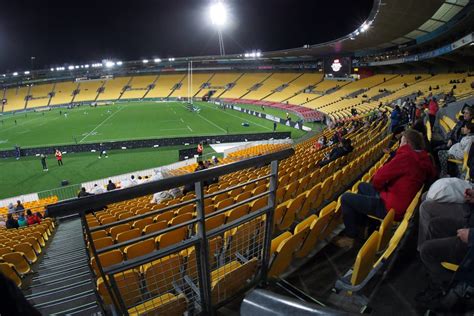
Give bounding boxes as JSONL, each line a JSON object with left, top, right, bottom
{"left": 13, "top": 72, "right": 18, "bottom": 76}
{"left": 142, "top": 59, "right": 149, "bottom": 64}
{"left": 360, "top": 22, "right": 370, "bottom": 32}
{"left": 84, "top": 64, "right": 90, "bottom": 68}
{"left": 168, "top": 57, "right": 175, "bottom": 62}
{"left": 24, "top": 71, "right": 30, "bottom": 75}
{"left": 209, "top": 1, "right": 228, "bottom": 28}
{"left": 68, "top": 65, "right": 75, "bottom": 70}
{"left": 75, "top": 65, "right": 80, "bottom": 69}
{"left": 154, "top": 58, "right": 162, "bottom": 63}
{"left": 50, "top": 68, "right": 54, "bottom": 71}
{"left": 116, "top": 61, "right": 123, "bottom": 66}
{"left": 105, "top": 61, "right": 115, "bottom": 68}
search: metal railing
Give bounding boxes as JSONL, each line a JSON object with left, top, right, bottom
{"left": 47, "top": 148, "right": 294, "bottom": 315}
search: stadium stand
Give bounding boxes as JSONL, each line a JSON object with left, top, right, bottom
{"left": 120, "top": 75, "right": 158, "bottom": 100}
{"left": 26, "top": 83, "right": 54, "bottom": 108}
{"left": 49, "top": 81, "right": 79, "bottom": 106}
{"left": 244, "top": 73, "right": 301, "bottom": 101}
{"left": 3, "top": 86, "right": 29, "bottom": 111}
{"left": 96, "top": 77, "right": 132, "bottom": 101}
{"left": 74, "top": 80, "right": 105, "bottom": 103}
{"left": 195, "top": 72, "right": 242, "bottom": 99}
{"left": 264, "top": 73, "right": 324, "bottom": 103}
{"left": 146, "top": 74, "right": 186, "bottom": 99}
{"left": 171, "top": 73, "right": 214, "bottom": 99}
{"left": 219, "top": 73, "right": 273, "bottom": 99}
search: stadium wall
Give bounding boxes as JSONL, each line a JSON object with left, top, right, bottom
{"left": 0, "top": 132, "right": 292, "bottom": 158}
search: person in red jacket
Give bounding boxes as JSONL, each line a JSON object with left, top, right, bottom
{"left": 334, "top": 129, "right": 436, "bottom": 248}
{"left": 55, "top": 148, "right": 63, "bottom": 166}
{"left": 428, "top": 97, "right": 439, "bottom": 131}
{"left": 26, "top": 209, "right": 41, "bottom": 226}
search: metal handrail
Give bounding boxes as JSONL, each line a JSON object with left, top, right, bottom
{"left": 47, "top": 148, "right": 294, "bottom": 217}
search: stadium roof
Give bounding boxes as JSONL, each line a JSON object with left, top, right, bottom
{"left": 264, "top": 0, "right": 472, "bottom": 57}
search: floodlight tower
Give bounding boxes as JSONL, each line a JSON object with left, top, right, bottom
{"left": 209, "top": 1, "right": 228, "bottom": 56}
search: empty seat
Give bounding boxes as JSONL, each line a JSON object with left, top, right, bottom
{"left": 143, "top": 221, "right": 168, "bottom": 235}
{"left": 156, "top": 227, "right": 187, "bottom": 249}
{"left": 116, "top": 229, "right": 141, "bottom": 245}
{"left": 210, "top": 258, "right": 258, "bottom": 304}
{"left": 2, "top": 252, "right": 31, "bottom": 275}
{"left": 154, "top": 211, "right": 174, "bottom": 223}
{"left": 226, "top": 204, "right": 249, "bottom": 223}
{"left": 294, "top": 212, "right": 332, "bottom": 258}
{"left": 128, "top": 293, "right": 187, "bottom": 316}
{"left": 124, "top": 239, "right": 156, "bottom": 260}
{"left": 268, "top": 228, "right": 309, "bottom": 278}
{"left": 132, "top": 218, "right": 154, "bottom": 231}
{"left": 143, "top": 254, "right": 182, "bottom": 295}
{"left": 91, "top": 230, "right": 108, "bottom": 240}
{"left": 351, "top": 231, "right": 380, "bottom": 286}
{"left": 97, "top": 269, "right": 142, "bottom": 306}
{"left": 169, "top": 213, "right": 193, "bottom": 227}
{"left": 91, "top": 249, "right": 124, "bottom": 276}
{"left": 0, "top": 262, "right": 22, "bottom": 287}
{"left": 110, "top": 224, "right": 131, "bottom": 240}
{"left": 13, "top": 243, "right": 37, "bottom": 264}
{"left": 93, "top": 237, "right": 114, "bottom": 251}
{"left": 377, "top": 209, "right": 395, "bottom": 252}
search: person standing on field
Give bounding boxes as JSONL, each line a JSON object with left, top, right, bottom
{"left": 55, "top": 149, "right": 63, "bottom": 166}
{"left": 197, "top": 143, "right": 203, "bottom": 157}
{"left": 40, "top": 154, "right": 48, "bottom": 171}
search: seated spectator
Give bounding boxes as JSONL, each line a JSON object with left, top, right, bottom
{"left": 7, "top": 203, "right": 15, "bottom": 214}
{"left": 91, "top": 184, "right": 105, "bottom": 194}
{"left": 390, "top": 105, "right": 401, "bottom": 132}
{"left": 35, "top": 212, "right": 43, "bottom": 220}
{"left": 313, "top": 136, "right": 327, "bottom": 151}
{"left": 417, "top": 189, "right": 474, "bottom": 306}
{"left": 151, "top": 190, "right": 174, "bottom": 204}
{"left": 212, "top": 156, "right": 219, "bottom": 165}
{"left": 77, "top": 187, "right": 92, "bottom": 198}
{"left": 15, "top": 200, "right": 24, "bottom": 212}
{"left": 17, "top": 213, "right": 27, "bottom": 227}
{"left": 438, "top": 122, "right": 474, "bottom": 177}
{"left": 318, "top": 138, "right": 353, "bottom": 167}
{"left": 0, "top": 215, "right": 5, "bottom": 228}
{"left": 26, "top": 209, "right": 41, "bottom": 225}
{"left": 106, "top": 180, "right": 116, "bottom": 191}
{"left": 183, "top": 161, "right": 208, "bottom": 194}
{"left": 334, "top": 129, "right": 436, "bottom": 248}
{"left": 432, "top": 106, "right": 473, "bottom": 153}
{"left": 5, "top": 214, "right": 18, "bottom": 229}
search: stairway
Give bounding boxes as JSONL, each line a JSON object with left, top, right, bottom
{"left": 24, "top": 217, "right": 102, "bottom": 315}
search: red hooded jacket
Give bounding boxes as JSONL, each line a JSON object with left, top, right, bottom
{"left": 372, "top": 144, "right": 436, "bottom": 221}
{"left": 428, "top": 99, "right": 438, "bottom": 116}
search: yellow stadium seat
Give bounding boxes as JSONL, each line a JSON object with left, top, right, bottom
{"left": 377, "top": 209, "right": 395, "bottom": 252}
{"left": 2, "top": 252, "right": 31, "bottom": 275}
{"left": 91, "top": 249, "right": 124, "bottom": 276}
{"left": 116, "top": 229, "right": 141, "bottom": 245}
{"left": 351, "top": 231, "right": 380, "bottom": 286}
{"left": 13, "top": 243, "right": 37, "bottom": 264}
{"left": 128, "top": 293, "right": 187, "bottom": 316}
{"left": 268, "top": 228, "right": 309, "bottom": 278}
{"left": 294, "top": 211, "right": 332, "bottom": 258}
{"left": 132, "top": 218, "right": 154, "bottom": 231}
{"left": 156, "top": 227, "right": 187, "bottom": 249}
{"left": 124, "top": 239, "right": 156, "bottom": 260}
{"left": 225, "top": 204, "right": 249, "bottom": 223}
{"left": 97, "top": 269, "right": 142, "bottom": 306}
{"left": 110, "top": 224, "right": 131, "bottom": 240}
{"left": 154, "top": 211, "right": 174, "bottom": 223}
{"left": 169, "top": 213, "right": 193, "bottom": 227}
{"left": 0, "top": 262, "right": 22, "bottom": 287}
{"left": 143, "top": 221, "right": 168, "bottom": 235}
{"left": 143, "top": 254, "right": 182, "bottom": 295}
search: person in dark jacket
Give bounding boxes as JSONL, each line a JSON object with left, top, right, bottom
{"left": 106, "top": 180, "right": 116, "bottom": 191}
{"left": 77, "top": 187, "right": 92, "bottom": 198}
{"left": 417, "top": 190, "right": 474, "bottom": 308}
{"left": 390, "top": 105, "right": 401, "bottom": 132}
{"left": 318, "top": 138, "right": 353, "bottom": 167}
{"left": 5, "top": 213, "right": 19, "bottom": 229}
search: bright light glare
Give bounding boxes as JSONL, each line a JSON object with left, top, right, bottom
{"left": 13, "top": 72, "right": 18, "bottom": 76}
{"left": 105, "top": 61, "right": 115, "bottom": 68}
{"left": 68, "top": 66, "right": 75, "bottom": 70}
{"left": 209, "top": 2, "right": 228, "bottom": 27}
{"left": 154, "top": 58, "right": 162, "bottom": 63}
{"left": 142, "top": 59, "right": 149, "bottom": 64}
{"left": 116, "top": 61, "right": 123, "bottom": 66}
{"left": 24, "top": 71, "right": 30, "bottom": 75}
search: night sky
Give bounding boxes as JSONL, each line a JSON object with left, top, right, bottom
{"left": 0, "top": 0, "right": 372, "bottom": 72}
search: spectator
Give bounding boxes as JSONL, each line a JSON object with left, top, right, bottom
{"left": 15, "top": 200, "right": 24, "bottom": 212}
{"left": 5, "top": 214, "right": 18, "bottom": 229}
{"left": 390, "top": 105, "right": 401, "bottom": 132}
{"left": 313, "top": 136, "right": 328, "bottom": 151}
{"left": 446, "top": 106, "right": 474, "bottom": 147}
{"left": 212, "top": 156, "right": 219, "bottom": 165}
{"left": 334, "top": 129, "right": 436, "bottom": 248}
{"left": 17, "top": 213, "right": 27, "bottom": 227}
{"left": 416, "top": 189, "right": 474, "bottom": 305}
{"left": 130, "top": 175, "right": 137, "bottom": 186}
{"left": 40, "top": 154, "right": 48, "bottom": 171}
{"left": 106, "top": 180, "right": 116, "bottom": 191}
{"left": 428, "top": 97, "right": 439, "bottom": 131}
{"left": 438, "top": 122, "right": 474, "bottom": 177}
{"left": 318, "top": 138, "right": 353, "bottom": 167}
{"left": 0, "top": 270, "right": 41, "bottom": 315}
{"left": 7, "top": 203, "right": 15, "bottom": 214}
{"left": 77, "top": 187, "right": 92, "bottom": 198}
{"left": 0, "top": 215, "right": 5, "bottom": 228}
{"left": 26, "top": 209, "right": 41, "bottom": 225}
{"left": 151, "top": 190, "right": 174, "bottom": 204}
{"left": 197, "top": 143, "right": 203, "bottom": 157}
{"left": 91, "top": 184, "right": 105, "bottom": 194}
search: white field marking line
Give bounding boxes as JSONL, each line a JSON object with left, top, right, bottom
{"left": 180, "top": 118, "right": 184, "bottom": 123}
{"left": 157, "top": 128, "right": 188, "bottom": 131}
{"left": 187, "top": 125, "right": 193, "bottom": 132}
{"left": 200, "top": 103, "right": 273, "bottom": 131}
{"left": 79, "top": 106, "right": 125, "bottom": 143}
{"left": 197, "top": 112, "right": 227, "bottom": 133}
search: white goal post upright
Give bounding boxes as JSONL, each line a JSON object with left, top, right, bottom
{"left": 187, "top": 61, "right": 193, "bottom": 105}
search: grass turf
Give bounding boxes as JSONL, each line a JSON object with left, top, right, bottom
{"left": 0, "top": 101, "right": 305, "bottom": 149}
{"left": 0, "top": 101, "right": 308, "bottom": 199}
